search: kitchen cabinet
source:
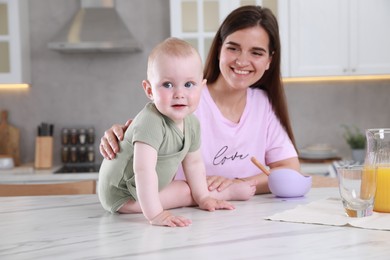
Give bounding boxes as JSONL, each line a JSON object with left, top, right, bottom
{"left": 0, "top": 180, "right": 96, "bottom": 196}
{"left": 169, "top": 0, "right": 279, "bottom": 63}
{"left": 0, "top": 0, "right": 30, "bottom": 84}
{"left": 287, "top": 0, "right": 390, "bottom": 77}
{"left": 170, "top": 0, "right": 390, "bottom": 78}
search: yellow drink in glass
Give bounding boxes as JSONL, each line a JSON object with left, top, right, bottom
{"left": 374, "top": 167, "right": 390, "bottom": 212}
{"left": 361, "top": 166, "right": 376, "bottom": 200}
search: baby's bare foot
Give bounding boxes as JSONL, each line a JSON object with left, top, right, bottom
{"left": 210, "top": 180, "right": 256, "bottom": 201}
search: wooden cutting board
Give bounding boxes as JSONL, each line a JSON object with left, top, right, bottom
{"left": 0, "top": 110, "right": 21, "bottom": 166}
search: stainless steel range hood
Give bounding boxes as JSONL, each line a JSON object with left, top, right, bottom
{"left": 48, "top": 0, "right": 142, "bottom": 53}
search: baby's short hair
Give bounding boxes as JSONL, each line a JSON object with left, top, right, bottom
{"left": 147, "top": 37, "right": 201, "bottom": 79}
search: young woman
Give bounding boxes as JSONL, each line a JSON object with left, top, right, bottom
{"left": 99, "top": 6, "right": 300, "bottom": 199}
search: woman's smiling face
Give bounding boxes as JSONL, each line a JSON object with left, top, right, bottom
{"left": 218, "top": 26, "right": 272, "bottom": 90}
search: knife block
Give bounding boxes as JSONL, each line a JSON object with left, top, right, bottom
{"left": 34, "top": 137, "right": 53, "bottom": 169}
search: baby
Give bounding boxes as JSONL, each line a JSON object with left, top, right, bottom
{"left": 98, "top": 37, "right": 234, "bottom": 227}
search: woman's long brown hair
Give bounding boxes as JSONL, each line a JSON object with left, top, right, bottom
{"left": 204, "top": 5, "right": 296, "bottom": 149}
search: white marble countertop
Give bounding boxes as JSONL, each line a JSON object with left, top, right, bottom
{"left": 1, "top": 187, "right": 389, "bottom": 259}
{"left": 0, "top": 163, "right": 99, "bottom": 183}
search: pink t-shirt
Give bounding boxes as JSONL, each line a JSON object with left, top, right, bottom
{"left": 175, "top": 87, "right": 297, "bottom": 180}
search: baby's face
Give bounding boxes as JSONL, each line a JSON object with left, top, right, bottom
{"left": 146, "top": 53, "right": 206, "bottom": 124}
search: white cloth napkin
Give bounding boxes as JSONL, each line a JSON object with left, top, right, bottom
{"left": 265, "top": 197, "right": 390, "bottom": 230}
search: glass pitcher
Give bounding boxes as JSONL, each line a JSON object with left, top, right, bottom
{"left": 365, "top": 128, "right": 390, "bottom": 212}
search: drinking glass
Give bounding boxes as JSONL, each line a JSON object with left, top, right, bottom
{"left": 337, "top": 165, "right": 376, "bottom": 217}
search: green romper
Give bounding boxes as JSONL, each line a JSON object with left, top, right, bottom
{"left": 98, "top": 103, "right": 201, "bottom": 213}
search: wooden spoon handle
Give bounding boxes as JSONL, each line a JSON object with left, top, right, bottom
{"left": 250, "top": 156, "right": 270, "bottom": 176}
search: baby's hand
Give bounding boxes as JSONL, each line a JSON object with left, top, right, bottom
{"left": 198, "top": 197, "right": 235, "bottom": 211}
{"left": 149, "top": 210, "right": 192, "bottom": 227}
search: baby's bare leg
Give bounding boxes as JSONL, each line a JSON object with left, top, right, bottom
{"left": 117, "top": 180, "right": 195, "bottom": 214}
{"left": 158, "top": 180, "right": 196, "bottom": 208}
{"left": 210, "top": 180, "right": 257, "bottom": 201}
{"left": 117, "top": 199, "right": 140, "bottom": 214}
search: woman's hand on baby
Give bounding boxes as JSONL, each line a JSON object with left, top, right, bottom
{"left": 100, "top": 119, "right": 132, "bottom": 159}
{"left": 206, "top": 175, "right": 235, "bottom": 192}
{"left": 149, "top": 210, "right": 192, "bottom": 227}
{"left": 198, "top": 197, "right": 235, "bottom": 211}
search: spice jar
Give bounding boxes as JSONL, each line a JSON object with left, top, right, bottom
{"left": 78, "top": 146, "right": 87, "bottom": 162}
{"left": 87, "top": 128, "right": 95, "bottom": 144}
{"left": 61, "top": 128, "right": 70, "bottom": 145}
{"left": 87, "top": 146, "right": 95, "bottom": 162}
{"left": 61, "top": 146, "right": 70, "bottom": 163}
{"left": 78, "top": 129, "right": 87, "bottom": 145}
{"left": 70, "top": 146, "right": 78, "bottom": 163}
{"left": 70, "top": 128, "right": 78, "bottom": 145}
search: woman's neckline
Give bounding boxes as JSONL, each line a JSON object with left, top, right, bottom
{"left": 206, "top": 85, "right": 248, "bottom": 124}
